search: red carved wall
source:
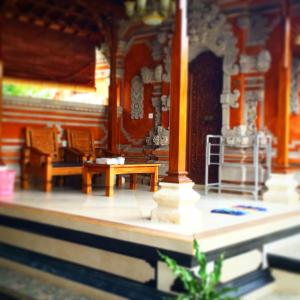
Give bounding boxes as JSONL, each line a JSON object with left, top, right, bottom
{"left": 122, "top": 43, "right": 155, "bottom": 144}
{"left": 2, "top": 1, "right": 300, "bottom": 183}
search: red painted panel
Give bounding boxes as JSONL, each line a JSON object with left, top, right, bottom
{"left": 122, "top": 43, "right": 155, "bottom": 142}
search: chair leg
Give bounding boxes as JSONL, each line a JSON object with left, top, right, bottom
{"left": 58, "top": 176, "right": 64, "bottom": 187}
{"left": 116, "top": 175, "right": 122, "bottom": 189}
{"left": 21, "top": 170, "right": 29, "bottom": 190}
{"left": 44, "top": 167, "right": 52, "bottom": 192}
{"left": 44, "top": 180, "right": 52, "bottom": 192}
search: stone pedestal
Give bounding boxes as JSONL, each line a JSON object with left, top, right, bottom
{"left": 151, "top": 182, "right": 201, "bottom": 225}
{"left": 263, "top": 173, "right": 299, "bottom": 204}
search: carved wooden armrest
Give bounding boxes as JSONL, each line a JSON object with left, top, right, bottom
{"left": 29, "top": 148, "right": 52, "bottom": 166}
{"left": 65, "top": 148, "right": 88, "bottom": 163}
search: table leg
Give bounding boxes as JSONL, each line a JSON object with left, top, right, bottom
{"left": 105, "top": 169, "right": 114, "bottom": 197}
{"left": 116, "top": 175, "right": 122, "bottom": 189}
{"left": 82, "top": 168, "right": 92, "bottom": 194}
{"left": 150, "top": 169, "right": 158, "bottom": 192}
{"left": 130, "top": 174, "right": 137, "bottom": 190}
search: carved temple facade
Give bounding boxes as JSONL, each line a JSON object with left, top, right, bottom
{"left": 0, "top": 0, "right": 300, "bottom": 186}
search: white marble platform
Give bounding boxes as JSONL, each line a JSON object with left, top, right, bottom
{"left": 0, "top": 185, "right": 299, "bottom": 255}
{"left": 0, "top": 186, "right": 299, "bottom": 299}
{"left": 0, "top": 186, "right": 299, "bottom": 235}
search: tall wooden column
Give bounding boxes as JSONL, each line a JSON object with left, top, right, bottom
{"left": 276, "top": 0, "right": 291, "bottom": 168}
{"left": 263, "top": 0, "right": 298, "bottom": 204}
{"left": 163, "top": 0, "right": 191, "bottom": 184}
{"left": 151, "top": 0, "right": 201, "bottom": 225}
{"left": 108, "top": 25, "right": 120, "bottom": 154}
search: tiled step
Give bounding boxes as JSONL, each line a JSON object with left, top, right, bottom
{"left": 0, "top": 267, "right": 94, "bottom": 300}
{"left": 266, "top": 234, "right": 300, "bottom": 274}
{"left": 264, "top": 235, "right": 300, "bottom": 299}
{"left": 268, "top": 254, "right": 300, "bottom": 275}
{"left": 267, "top": 234, "right": 300, "bottom": 257}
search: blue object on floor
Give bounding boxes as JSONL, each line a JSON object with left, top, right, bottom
{"left": 234, "top": 205, "right": 267, "bottom": 212}
{"left": 210, "top": 208, "right": 248, "bottom": 216}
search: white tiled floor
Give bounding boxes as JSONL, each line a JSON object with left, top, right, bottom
{"left": 1, "top": 185, "right": 299, "bottom": 236}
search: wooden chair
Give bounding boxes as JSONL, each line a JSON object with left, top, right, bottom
{"left": 21, "top": 126, "right": 82, "bottom": 192}
{"left": 66, "top": 128, "right": 101, "bottom": 162}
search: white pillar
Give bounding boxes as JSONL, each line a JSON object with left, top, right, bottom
{"left": 151, "top": 182, "right": 201, "bottom": 225}
{"left": 263, "top": 173, "right": 299, "bottom": 204}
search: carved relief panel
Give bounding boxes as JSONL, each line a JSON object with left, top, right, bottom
{"left": 119, "top": 26, "right": 172, "bottom": 150}
{"left": 131, "top": 75, "right": 144, "bottom": 120}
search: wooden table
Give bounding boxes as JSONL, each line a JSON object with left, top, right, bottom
{"left": 82, "top": 163, "right": 160, "bottom": 197}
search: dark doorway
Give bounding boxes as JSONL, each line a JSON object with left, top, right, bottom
{"left": 187, "top": 51, "right": 223, "bottom": 184}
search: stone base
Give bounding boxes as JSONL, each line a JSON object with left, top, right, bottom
{"left": 263, "top": 173, "right": 299, "bottom": 204}
{"left": 151, "top": 182, "right": 201, "bottom": 225}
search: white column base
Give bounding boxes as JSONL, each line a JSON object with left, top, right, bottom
{"left": 151, "top": 182, "right": 201, "bottom": 225}
{"left": 263, "top": 173, "right": 299, "bottom": 204}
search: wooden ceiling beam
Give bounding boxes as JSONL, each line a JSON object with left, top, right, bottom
{"left": 2, "top": 0, "right": 119, "bottom": 44}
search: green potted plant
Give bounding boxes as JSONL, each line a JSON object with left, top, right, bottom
{"left": 159, "top": 240, "right": 239, "bottom": 300}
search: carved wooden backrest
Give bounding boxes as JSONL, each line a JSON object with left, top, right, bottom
{"left": 25, "top": 126, "right": 60, "bottom": 161}
{"left": 66, "top": 128, "right": 95, "bottom": 155}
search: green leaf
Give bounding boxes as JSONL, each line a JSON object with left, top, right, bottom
{"left": 158, "top": 241, "right": 240, "bottom": 300}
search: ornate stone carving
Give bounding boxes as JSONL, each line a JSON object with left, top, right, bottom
{"left": 141, "top": 67, "right": 154, "bottom": 84}
{"left": 3, "top": 95, "right": 107, "bottom": 114}
{"left": 141, "top": 65, "right": 163, "bottom": 83}
{"left": 154, "top": 65, "right": 163, "bottom": 82}
{"left": 161, "top": 95, "right": 170, "bottom": 112}
{"left": 245, "top": 90, "right": 263, "bottom": 134}
{"left": 291, "top": 57, "right": 300, "bottom": 114}
{"left": 151, "top": 39, "right": 163, "bottom": 61}
{"left": 222, "top": 125, "right": 253, "bottom": 148}
{"left": 151, "top": 32, "right": 167, "bottom": 61}
{"left": 237, "top": 14, "right": 280, "bottom": 46}
{"left": 245, "top": 76, "right": 265, "bottom": 88}
{"left": 188, "top": 1, "right": 239, "bottom": 76}
{"left": 221, "top": 89, "right": 240, "bottom": 109}
{"left": 222, "top": 90, "right": 263, "bottom": 147}
{"left": 145, "top": 126, "right": 169, "bottom": 148}
{"left": 152, "top": 97, "right": 162, "bottom": 127}
{"left": 245, "top": 90, "right": 262, "bottom": 103}
{"left": 240, "top": 50, "right": 271, "bottom": 74}
{"left": 131, "top": 75, "right": 144, "bottom": 119}
{"left": 257, "top": 50, "right": 272, "bottom": 72}
{"left": 162, "top": 35, "right": 172, "bottom": 83}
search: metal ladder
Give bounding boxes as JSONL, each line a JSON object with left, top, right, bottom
{"left": 205, "top": 134, "right": 272, "bottom": 200}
